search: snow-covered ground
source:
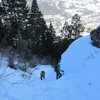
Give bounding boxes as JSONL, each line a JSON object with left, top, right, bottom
{"left": 0, "top": 35, "right": 100, "bottom": 100}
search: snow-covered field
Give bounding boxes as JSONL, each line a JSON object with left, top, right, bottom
{"left": 0, "top": 35, "right": 100, "bottom": 100}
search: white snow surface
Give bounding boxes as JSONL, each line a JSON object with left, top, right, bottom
{"left": 0, "top": 35, "right": 100, "bottom": 100}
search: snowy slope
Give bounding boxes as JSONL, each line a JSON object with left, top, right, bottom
{"left": 0, "top": 35, "right": 100, "bottom": 100}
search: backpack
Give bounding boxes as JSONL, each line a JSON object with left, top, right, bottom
{"left": 54, "top": 65, "right": 58, "bottom": 72}
{"left": 41, "top": 71, "right": 45, "bottom": 76}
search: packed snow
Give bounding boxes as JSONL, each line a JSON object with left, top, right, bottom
{"left": 0, "top": 35, "right": 100, "bottom": 100}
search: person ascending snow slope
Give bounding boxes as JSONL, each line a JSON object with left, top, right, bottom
{"left": 54, "top": 64, "right": 63, "bottom": 79}
{"left": 40, "top": 70, "right": 45, "bottom": 80}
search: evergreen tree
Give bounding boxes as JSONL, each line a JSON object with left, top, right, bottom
{"left": 61, "top": 21, "right": 73, "bottom": 39}
{"left": 1, "top": 0, "right": 16, "bottom": 47}
{"left": 42, "top": 21, "right": 56, "bottom": 56}
{"left": 61, "top": 14, "right": 84, "bottom": 39}
{"left": 71, "top": 14, "right": 84, "bottom": 38}
{"left": 0, "top": 19, "right": 4, "bottom": 43}
{"left": 0, "top": 3, "right": 6, "bottom": 20}
{"left": 1, "top": 0, "right": 32, "bottom": 61}
{"left": 2, "top": 0, "right": 29, "bottom": 47}
{"left": 26, "top": 0, "right": 48, "bottom": 56}
{"left": 0, "top": 4, "right": 3, "bottom": 40}
{"left": 0, "top": 3, "right": 6, "bottom": 45}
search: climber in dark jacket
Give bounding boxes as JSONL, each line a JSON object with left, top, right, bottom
{"left": 40, "top": 70, "right": 45, "bottom": 80}
{"left": 54, "top": 64, "right": 63, "bottom": 79}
